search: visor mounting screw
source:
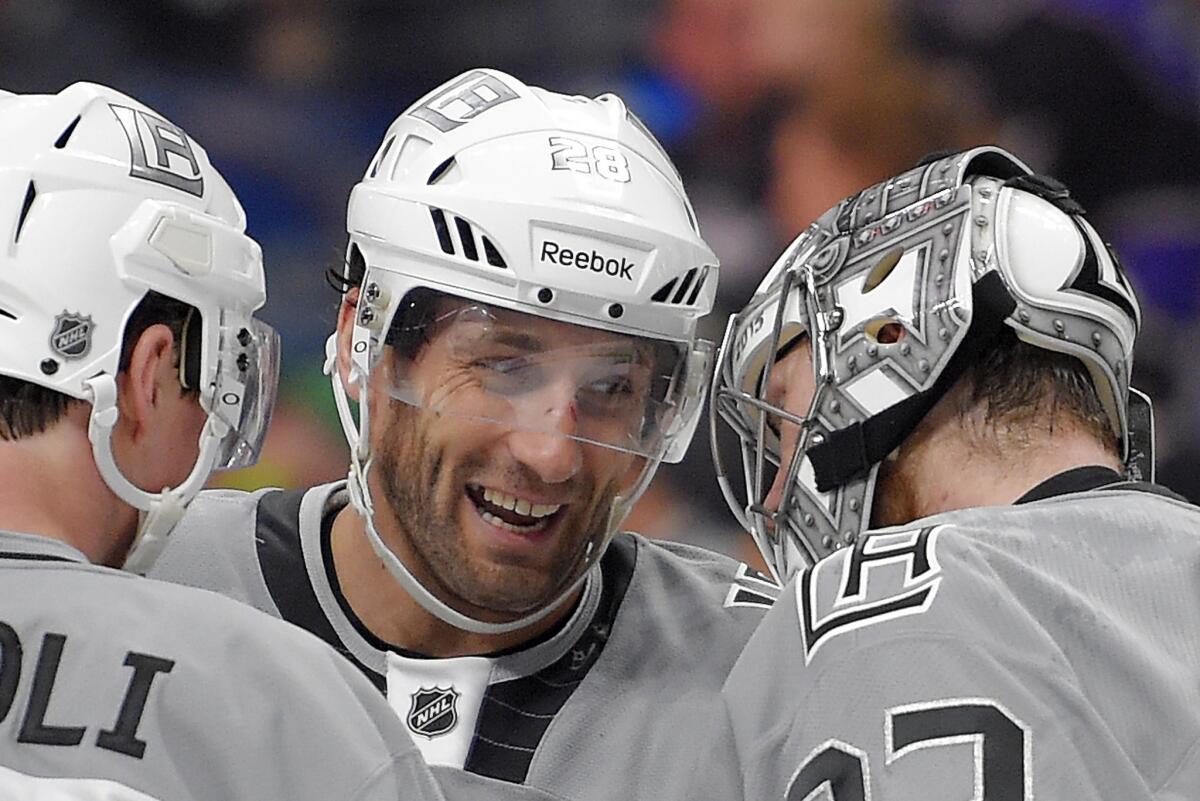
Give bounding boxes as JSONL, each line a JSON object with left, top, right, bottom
{"left": 607, "top": 303, "right": 624, "bottom": 319}
{"left": 1053, "top": 319, "right": 1066, "bottom": 336}
{"left": 847, "top": 356, "right": 858, "bottom": 373}
{"left": 830, "top": 400, "right": 841, "bottom": 414}
{"left": 537, "top": 287, "right": 553, "bottom": 303}
{"left": 974, "top": 215, "right": 988, "bottom": 228}
{"left": 1092, "top": 331, "right": 1102, "bottom": 346}
{"left": 39, "top": 358, "right": 58, "bottom": 375}
{"left": 942, "top": 223, "right": 954, "bottom": 235}
{"left": 938, "top": 249, "right": 949, "bottom": 262}
{"left": 848, "top": 498, "right": 860, "bottom": 512}
{"left": 938, "top": 327, "right": 949, "bottom": 340}
{"left": 866, "top": 344, "right": 878, "bottom": 358}
{"left": 236, "top": 354, "right": 249, "bottom": 372}
{"left": 918, "top": 359, "right": 930, "bottom": 373}
{"left": 237, "top": 327, "right": 252, "bottom": 346}
{"left": 899, "top": 343, "right": 911, "bottom": 356}
{"left": 804, "top": 514, "right": 816, "bottom": 527}
{"left": 364, "top": 282, "right": 381, "bottom": 303}
{"left": 1018, "top": 308, "right": 1031, "bottom": 323}
{"left": 359, "top": 308, "right": 375, "bottom": 325}
{"left": 821, "top": 535, "right": 834, "bottom": 549}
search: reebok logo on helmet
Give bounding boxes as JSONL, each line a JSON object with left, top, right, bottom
{"left": 540, "top": 240, "right": 636, "bottom": 281}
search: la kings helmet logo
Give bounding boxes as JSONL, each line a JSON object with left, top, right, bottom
{"left": 109, "top": 104, "right": 204, "bottom": 197}
{"left": 409, "top": 70, "right": 518, "bottom": 132}
{"left": 49, "top": 312, "right": 94, "bottom": 360}
{"left": 406, "top": 686, "right": 460, "bottom": 738}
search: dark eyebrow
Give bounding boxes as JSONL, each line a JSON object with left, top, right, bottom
{"left": 489, "top": 329, "right": 546, "bottom": 352}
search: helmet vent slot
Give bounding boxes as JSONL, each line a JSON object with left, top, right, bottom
{"left": 671, "top": 268, "right": 697, "bottom": 303}
{"left": 428, "top": 157, "right": 456, "bottom": 186}
{"left": 369, "top": 136, "right": 396, "bottom": 178}
{"left": 54, "top": 115, "right": 81, "bottom": 149}
{"left": 430, "top": 208, "right": 455, "bottom": 255}
{"left": 481, "top": 236, "right": 507, "bottom": 268}
{"left": 14, "top": 181, "right": 36, "bottom": 245}
{"left": 651, "top": 278, "right": 677, "bottom": 303}
{"left": 454, "top": 216, "right": 479, "bottom": 261}
{"left": 652, "top": 266, "right": 710, "bottom": 306}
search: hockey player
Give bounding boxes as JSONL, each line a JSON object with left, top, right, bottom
{"left": 704, "top": 146, "right": 1200, "bottom": 798}
{"left": 0, "top": 83, "right": 445, "bottom": 801}
{"left": 149, "top": 69, "right": 777, "bottom": 799}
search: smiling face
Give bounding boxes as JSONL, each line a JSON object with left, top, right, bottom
{"left": 367, "top": 300, "right": 660, "bottom": 620}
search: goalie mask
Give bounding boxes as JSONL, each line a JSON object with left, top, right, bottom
{"left": 0, "top": 83, "right": 279, "bottom": 571}
{"left": 712, "top": 146, "right": 1150, "bottom": 582}
{"left": 328, "top": 69, "right": 717, "bottom": 634}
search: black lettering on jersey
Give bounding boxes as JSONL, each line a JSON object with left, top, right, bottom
{"left": 786, "top": 739, "right": 870, "bottom": 801}
{"left": 799, "top": 526, "right": 944, "bottom": 663}
{"left": 886, "top": 698, "right": 1030, "bottom": 800}
{"left": 724, "top": 562, "right": 781, "bottom": 610}
{"left": 0, "top": 622, "right": 22, "bottom": 722}
{"left": 18, "top": 633, "right": 85, "bottom": 746}
{"left": 109, "top": 104, "right": 204, "bottom": 197}
{"left": 96, "top": 653, "right": 175, "bottom": 759}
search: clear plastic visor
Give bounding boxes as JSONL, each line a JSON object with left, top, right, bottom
{"left": 378, "top": 299, "right": 702, "bottom": 461}
{"left": 203, "top": 315, "right": 280, "bottom": 471}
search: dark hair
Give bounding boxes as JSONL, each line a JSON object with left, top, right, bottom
{"left": 326, "top": 243, "right": 367, "bottom": 296}
{"left": 961, "top": 328, "right": 1118, "bottom": 455}
{"left": 0, "top": 291, "right": 199, "bottom": 441}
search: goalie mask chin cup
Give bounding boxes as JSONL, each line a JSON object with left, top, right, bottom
{"left": 0, "top": 83, "right": 278, "bottom": 571}
{"left": 712, "top": 146, "right": 1149, "bottom": 582}
{"left": 326, "top": 68, "right": 718, "bottom": 633}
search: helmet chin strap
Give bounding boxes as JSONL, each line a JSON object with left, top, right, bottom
{"left": 84, "top": 374, "right": 227, "bottom": 574}
{"left": 323, "top": 334, "right": 596, "bottom": 636}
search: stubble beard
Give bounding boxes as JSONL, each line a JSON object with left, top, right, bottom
{"left": 374, "top": 402, "right": 617, "bottom": 619}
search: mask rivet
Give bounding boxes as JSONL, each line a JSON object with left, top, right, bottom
{"left": 866, "top": 344, "right": 878, "bottom": 358}
{"left": 848, "top": 498, "right": 860, "bottom": 512}
{"left": 804, "top": 514, "right": 816, "bottom": 527}
{"left": 938, "top": 249, "right": 949, "bottom": 262}
{"left": 1053, "top": 319, "right": 1066, "bottom": 335}
{"left": 1092, "top": 331, "right": 1103, "bottom": 345}
{"left": 938, "top": 327, "right": 950, "bottom": 340}
{"left": 899, "top": 343, "right": 911, "bottom": 356}
{"left": 821, "top": 535, "right": 834, "bottom": 549}
{"left": 844, "top": 531, "right": 856, "bottom": 543}
{"left": 918, "top": 359, "right": 930, "bottom": 373}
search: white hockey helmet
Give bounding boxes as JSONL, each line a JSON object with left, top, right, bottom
{"left": 0, "top": 83, "right": 279, "bottom": 571}
{"left": 327, "top": 68, "right": 718, "bottom": 633}
{"left": 712, "top": 146, "right": 1150, "bottom": 581}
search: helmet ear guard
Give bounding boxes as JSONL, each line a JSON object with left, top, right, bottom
{"left": 713, "top": 146, "right": 1152, "bottom": 582}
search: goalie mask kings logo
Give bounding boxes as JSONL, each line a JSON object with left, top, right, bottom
{"left": 406, "top": 686, "right": 460, "bottom": 739}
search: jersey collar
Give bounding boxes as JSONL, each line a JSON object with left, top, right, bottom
{"left": 0, "top": 529, "right": 90, "bottom": 564}
{"left": 1015, "top": 465, "right": 1126, "bottom": 504}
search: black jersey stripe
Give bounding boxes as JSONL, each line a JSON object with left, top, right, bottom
{"left": 0, "top": 551, "right": 79, "bottom": 564}
{"left": 464, "top": 534, "right": 637, "bottom": 783}
{"left": 255, "top": 489, "right": 386, "bottom": 693}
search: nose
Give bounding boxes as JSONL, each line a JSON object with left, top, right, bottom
{"left": 506, "top": 382, "right": 584, "bottom": 484}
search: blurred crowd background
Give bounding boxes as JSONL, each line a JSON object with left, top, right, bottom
{"left": 4, "top": 0, "right": 1199, "bottom": 568}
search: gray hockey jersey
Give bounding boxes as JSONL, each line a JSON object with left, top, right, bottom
{"left": 700, "top": 467, "right": 1200, "bottom": 800}
{"left": 148, "top": 480, "right": 778, "bottom": 801}
{"left": 0, "top": 529, "right": 443, "bottom": 801}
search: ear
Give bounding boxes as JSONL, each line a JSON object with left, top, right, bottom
{"left": 115, "top": 324, "right": 177, "bottom": 444}
{"left": 336, "top": 287, "right": 361, "bottom": 402}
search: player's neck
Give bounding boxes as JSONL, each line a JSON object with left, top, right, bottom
{"left": 0, "top": 418, "right": 135, "bottom": 565}
{"left": 872, "top": 405, "right": 1122, "bottom": 527}
{"left": 330, "top": 504, "right": 579, "bottom": 658}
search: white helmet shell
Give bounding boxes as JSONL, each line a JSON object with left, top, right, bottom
{"left": 0, "top": 83, "right": 279, "bottom": 569}
{"left": 329, "top": 69, "right": 718, "bottom": 633}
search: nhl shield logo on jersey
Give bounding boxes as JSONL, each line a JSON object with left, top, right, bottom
{"left": 49, "top": 312, "right": 94, "bottom": 360}
{"left": 406, "top": 686, "right": 460, "bottom": 739}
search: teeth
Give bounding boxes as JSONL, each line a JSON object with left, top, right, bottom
{"left": 481, "top": 511, "right": 551, "bottom": 533}
{"left": 480, "top": 488, "right": 561, "bottom": 519}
